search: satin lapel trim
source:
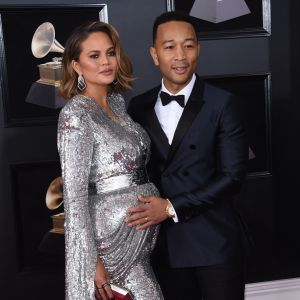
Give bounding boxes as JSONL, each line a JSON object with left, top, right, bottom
{"left": 165, "top": 78, "right": 205, "bottom": 168}
{"left": 144, "top": 93, "right": 170, "bottom": 160}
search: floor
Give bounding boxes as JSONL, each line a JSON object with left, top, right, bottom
{"left": 11, "top": 236, "right": 300, "bottom": 300}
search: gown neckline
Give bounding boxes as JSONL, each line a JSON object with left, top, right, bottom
{"left": 80, "top": 94, "right": 127, "bottom": 128}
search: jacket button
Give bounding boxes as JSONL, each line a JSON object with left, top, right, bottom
{"left": 190, "top": 144, "right": 196, "bottom": 150}
{"left": 183, "top": 171, "right": 189, "bottom": 176}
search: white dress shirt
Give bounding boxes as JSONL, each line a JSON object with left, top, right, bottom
{"left": 155, "top": 74, "right": 196, "bottom": 145}
{"left": 154, "top": 74, "right": 196, "bottom": 222}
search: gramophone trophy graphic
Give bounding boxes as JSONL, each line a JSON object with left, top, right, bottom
{"left": 38, "top": 176, "right": 64, "bottom": 254}
{"left": 25, "top": 22, "right": 66, "bottom": 109}
{"left": 45, "top": 176, "right": 65, "bottom": 234}
{"left": 189, "top": 0, "right": 251, "bottom": 23}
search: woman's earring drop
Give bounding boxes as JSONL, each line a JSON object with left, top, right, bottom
{"left": 77, "top": 74, "right": 86, "bottom": 91}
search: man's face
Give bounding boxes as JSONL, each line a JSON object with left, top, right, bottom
{"left": 150, "top": 20, "right": 200, "bottom": 94}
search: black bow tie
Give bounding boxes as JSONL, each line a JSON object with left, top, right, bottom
{"left": 160, "top": 91, "right": 185, "bottom": 108}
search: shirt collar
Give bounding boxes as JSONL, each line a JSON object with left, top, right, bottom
{"left": 160, "top": 74, "right": 196, "bottom": 105}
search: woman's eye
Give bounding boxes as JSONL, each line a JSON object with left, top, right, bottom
{"left": 107, "top": 50, "right": 116, "bottom": 56}
{"left": 90, "top": 54, "right": 99, "bottom": 59}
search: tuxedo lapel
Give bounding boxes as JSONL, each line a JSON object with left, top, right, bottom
{"left": 165, "top": 77, "right": 205, "bottom": 168}
{"left": 143, "top": 87, "right": 170, "bottom": 160}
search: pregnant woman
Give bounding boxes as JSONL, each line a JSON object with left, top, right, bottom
{"left": 57, "top": 20, "right": 164, "bottom": 300}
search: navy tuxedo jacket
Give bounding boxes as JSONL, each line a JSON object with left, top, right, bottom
{"left": 127, "top": 75, "right": 249, "bottom": 268}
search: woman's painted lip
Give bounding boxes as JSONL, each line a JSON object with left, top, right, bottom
{"left": 100, "top": 68, "right": 113, "bottom": 76}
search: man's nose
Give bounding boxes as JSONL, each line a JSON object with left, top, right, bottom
{"left": 174, "top": 46, "right": 186, "bottom": 60}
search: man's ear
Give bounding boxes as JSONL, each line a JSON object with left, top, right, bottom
{"left": 150, "top": 47, "right": 159, "bottom": 66}
{"left": 197, "top": 42, "right": 201, "bottom": 57}
{"left": 71, "top": 60, "right": 81, "bottom": 75}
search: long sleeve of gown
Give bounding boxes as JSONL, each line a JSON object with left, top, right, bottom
{"left": 57, "top": 106, "right": 97, "bottom": 300}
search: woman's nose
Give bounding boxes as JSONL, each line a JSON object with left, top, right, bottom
{"left": 100, "top": 54, "right": 109, "bottom": 65}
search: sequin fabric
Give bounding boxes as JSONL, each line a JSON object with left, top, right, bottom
{"left": 57, "top": 94, "right": 164, "bottom": 300}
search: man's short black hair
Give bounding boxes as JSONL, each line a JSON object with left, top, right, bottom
{"left": 152, "top": 11, "right": 198, "bottom": 44}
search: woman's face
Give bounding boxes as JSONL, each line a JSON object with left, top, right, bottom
{"left": 72, "top": 31, "right": 117, "bottom": 90}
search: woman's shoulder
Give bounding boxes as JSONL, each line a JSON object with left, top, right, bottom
{"left": 109, "top": 93, "right": 127, "bottom": 112}
{"left": 61, "top": 95, "right": 97, "bottom": 113}
{"left": 58, "top": 95, "right": 95, "bottom": 129}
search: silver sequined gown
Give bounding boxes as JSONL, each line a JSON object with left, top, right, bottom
{"left": 57, "top": 94, "right": 164, "bottom": 300}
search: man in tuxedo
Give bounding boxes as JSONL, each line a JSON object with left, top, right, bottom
{"left": 126, "top": 11, "right": 249, "bottom": 300}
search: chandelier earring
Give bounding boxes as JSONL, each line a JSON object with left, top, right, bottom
{"left": 77, "top": 74, "right": 86, "bottom": 91}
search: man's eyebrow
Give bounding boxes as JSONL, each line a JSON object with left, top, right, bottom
{"left": 162, "top": 37, "right": 197, "bottom": 44}
{"left": 162, "top": 39, "right": 174, "bottom": 45}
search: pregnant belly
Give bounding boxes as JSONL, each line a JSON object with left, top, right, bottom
{"left": 89, "top": 183, "right": 160, "bottom": 278}
{"left": 89, "top": 182, "right": 159, "bottom": 239}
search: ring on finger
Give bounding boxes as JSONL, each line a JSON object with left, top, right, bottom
{"left": 102, "top": 282, "right": 111, "bottom": 288}
{"left": 96, "top": 286, "right": 103, "bottom": 290}
{"left": 144, "top": 217, "right": 149, "bottom": 222}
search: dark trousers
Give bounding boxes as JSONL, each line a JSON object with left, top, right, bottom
{"left": 152, "top": 259, "right": 245, "bottom": 300}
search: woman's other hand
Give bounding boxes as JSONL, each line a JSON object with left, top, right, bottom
{"left": 94, "top": 257, "right": 114, "bottom": 300}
